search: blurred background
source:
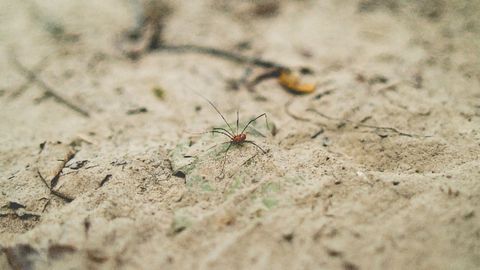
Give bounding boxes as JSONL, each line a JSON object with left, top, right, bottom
{"left": 1, "top": 1, "right": 480, "bottom": 270}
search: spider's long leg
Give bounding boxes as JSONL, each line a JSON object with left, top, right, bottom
{"left": 197, "top": 93, "right": 236, "bottom": 135}
{"left": 240, "top": 113, "right": 269, "bottom": 135}
{"left": 211, "top": 130, "right": 234, "bottom": 140}
{"left": 221, "top": 142, "right": 233, "bottom": 176}
{"left": 189, "top": 129, "right": 233, "bottom": 140}
{"left": 244, "top": 140, "right": 267, "bottom": 154}
{"left": 212, "top": 127, "right": 234, "bottom": 138}
{"left": 245, "top": 126, "right": 266, "bottom": 138}
{"left": 200, "top": 141, "right": 231, "bottom": 155}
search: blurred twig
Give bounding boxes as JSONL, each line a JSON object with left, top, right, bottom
{"left": 122, "top": 1, "right": 290, "bottom": 70}
{"left": 307, "top": 108, "right": 430, "bottom": 138}
{"left": 37, "top": 170, "right": 74, "bottom": 203}
{"left": 11, "top": 54, "right": 90, "bottom": 118}
{"left": 23, "top": 0, "right": 79, "bottom": 42}
{"left": 9, "top": 56, "right": 48, "bottom": 99}
{"left": 157, "top": 44, "right": 289, "bottom": 70}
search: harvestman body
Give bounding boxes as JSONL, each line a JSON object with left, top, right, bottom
{"left": 198, "top": 95, "right": 269, "bottom": 175}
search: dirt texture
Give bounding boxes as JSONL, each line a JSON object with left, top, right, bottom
{"left": 1, "top": 0, "right": 480, "bottom": 269}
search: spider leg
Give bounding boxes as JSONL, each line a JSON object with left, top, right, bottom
{"left": 244, "top": 140, "right": 267, "bottom": 154}
{"left": 189, "top": 130, "right": 232, "bottom": 140}
{"left": 199, "top": 140, "right": 231, "bottom": 154}
{"left": 212, "top": 127, "right": 234, "bottom": 138}
{"left": 240, "top": 113, "right": 269, "bottom": 135}
{"left": 220, "top": 142, "right": 233, "bottom": 176}
{"left": 196, "top": 93, "right": 236, "bottom": 134}
{"left": 245, "top": 126, "right": 266, "bottom": 138}
{"left": 211, "top": 130, "right": 233, "bottom": 140}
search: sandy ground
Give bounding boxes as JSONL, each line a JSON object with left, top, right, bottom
{"left": 1, "top": 0, "right": 480, "bottom": 269}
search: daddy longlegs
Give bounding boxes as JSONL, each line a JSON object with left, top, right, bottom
{"left": 197, "top": 95, "right": 269, "bottom": 177}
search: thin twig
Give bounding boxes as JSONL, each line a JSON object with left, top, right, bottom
{"left": 123, "top": 1, "right": 289, "bottom": 70}
{"left": 50, "top": 151, "right": 77, "bottom": 188}
{"left": 223, "top": 151, "right": 260, "bottom": 187}
{"left": 9, "top": 56, "right": 49, "bottom": 99}
{"left": 306, "top": 108, "right": 430, "bottom": 138}
{"left": 284, "top": 99, "right": 312, "bottom": 122}
{"left": 11, "top": 55, "right": 90, "bottom": 118}
{"left": 311, "top": 128, "right": 325, "bottom": 139}
{"left": 372, "top": 80, "right": 403, "bottom": 92}
{"left": 157, "top": 44, "right": 289, "bottom": 70}
{"left": 36, "top": 145, "right": 76, "bottom": 203}
{"left": 246, "top": 68, "right": 282, "bottom": 90}
{"left": 37, "top": 170, "right": 74, "bottom": 203}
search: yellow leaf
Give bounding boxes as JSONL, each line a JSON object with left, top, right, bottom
{"left": 278, "top": 70, "right": 316, "bottom": 94}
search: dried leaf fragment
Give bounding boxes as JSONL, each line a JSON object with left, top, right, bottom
{"left": 278, "top": 70, "right": 316, "bottom": 94}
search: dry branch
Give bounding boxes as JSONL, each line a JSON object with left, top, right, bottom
{"left": 11, "top": 55, "right": 90, "bottom": 118}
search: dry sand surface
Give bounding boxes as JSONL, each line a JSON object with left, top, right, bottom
{"left": 1, "top": 0, "right": 480, "bottom": 269}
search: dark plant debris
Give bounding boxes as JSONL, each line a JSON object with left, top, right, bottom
{"left": 48, "top": 244, "right": 77, "bottom": 260}
{"left": 37, "top": 170, "right": 74, "bottom": 203}
{"left": 152, "top": 86, "right": 166, "bottom": 100}
{"left": 4, "top": 201, "right": 26, "bottom": 210}
{"left": 68, "top": 160, "right": 88, "bottom": 170}
{"left": 253, "top": 1, "right": 280, "bottom": 18}
{"left": 311, "top": 128, "right": 325, "bottom": 139}
{"left": 173, "top": 171, "right": 186, "bottom": 179}
{"left": 99, "top": 174, "right": 112, "bottom": 188}
{"left": 127, "top": 107, "right": 148, "bottom": 115}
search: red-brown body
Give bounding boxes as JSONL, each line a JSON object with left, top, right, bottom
{"left": 232, "top": 133, "right": 247, "bottom": 143}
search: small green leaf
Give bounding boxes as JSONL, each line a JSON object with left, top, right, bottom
{"left": 169, "top": 216, "right": 191, "bottom": 235}
{"left": 152, "top": 86, "right": 166, "bottom": 100}
{"left": 262, "top": 197, "right": 278, "bottom": 209}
